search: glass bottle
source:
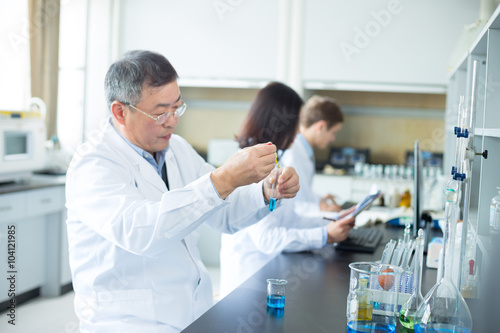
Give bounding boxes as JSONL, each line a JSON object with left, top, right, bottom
{"left": 346, "top": 277, "right": 373, "bottom": 321}
{"left": 414, "top": 186, "right": 473, "bottom": 333}
{"left": 399, "top": 229, "right": 425, "bottom": 329}
{"left": 400, "top": 189, "right": 411, "bottom": 208}
{"left": 489, "top": 187, "right": 500, "bottom": 235}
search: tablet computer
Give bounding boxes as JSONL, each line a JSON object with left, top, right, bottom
{"left": 346, "top": 190, "right": 381, "bottom": 218}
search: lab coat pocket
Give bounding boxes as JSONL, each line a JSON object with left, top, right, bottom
{"left": 96, "top": 288, "right": 156, "bottom": 322}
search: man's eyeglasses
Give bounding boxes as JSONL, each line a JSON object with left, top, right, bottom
{"left": 123, "top": 100, "right": 187, "bottom": 125}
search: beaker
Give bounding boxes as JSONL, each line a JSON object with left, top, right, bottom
{"left": 347, "top": 262, "right": 403, "bottom": 333}
{"left": 413, "top": 187, "right": 472, "bottom": 333}
{"left": 266, "top": 279, "right": 287, "bottom": 309}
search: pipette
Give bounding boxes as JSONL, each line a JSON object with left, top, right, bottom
{"left": 269, "top": 152, "right": 281, "bottom": 212}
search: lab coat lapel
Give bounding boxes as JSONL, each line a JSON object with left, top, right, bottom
{"left": 104, "top": 117, "right": 167, "bottom": 194}
{"left": 165, "top": 146, "right": 182, "bottom": 190}
{"left": 137, "top": 159, "right": 168, "bottom": 193}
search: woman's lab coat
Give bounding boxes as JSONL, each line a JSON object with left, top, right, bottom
{"left": 219, "top": 195, "right": 328, "bottom": 298}
{"left": 280, "top": 137, "right": 323, "bottom": 217}
{"left": 66, "top": 117, "right": 269, "bottom": 333}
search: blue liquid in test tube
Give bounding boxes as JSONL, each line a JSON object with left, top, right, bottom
{"left": 269, "top": 198, "right": 277, "bottom": 211}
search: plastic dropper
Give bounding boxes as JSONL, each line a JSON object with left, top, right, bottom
{"left": 461, "top": 259, "right": 477, "bottom": 299}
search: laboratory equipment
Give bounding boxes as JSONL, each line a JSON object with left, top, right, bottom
{"left": 347, "top": 262, "right": 403, "bottom": 333}
{"left": 399, "top": 240, "right": 415, "bottom": 271}
{"left": 0, "top": 98, "right": 47, "bottom": 183}
{"left": 380, "top": 239, "right": 396, "bottom": 264}
{"left": 390, "top": 240, "right": 405, "bottom": 267}
{"left": 489, "top": 187, "right": 500, "bottom": 235}
{"left": 399, "top": 189, "right": 411, "bottom": 208}
{"left": 399, "top": 229, "right": 425, "bottom": 329}
{"left": 269, "top": 152, "right": 281, "bottom": 212}
{"left": 266, "top": 279, "right": 287, "bottom": 309}
{"left": 461, "top": 259, "right": 477, "bottom": 299}
{"left": 413, "top": 187, "right": 472, "bottom": 333}
{"left": 347, "top": 277, "right": 373, "bottom": 322}
{"left": 449, "top": 60, "right": 487, "bottom": 291}
{"left": 413, "top": 140, "right": 423, "bottom": 238}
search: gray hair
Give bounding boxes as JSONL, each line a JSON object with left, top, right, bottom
{"left": 104, "top": 50, "right": 179, "bottom": 110}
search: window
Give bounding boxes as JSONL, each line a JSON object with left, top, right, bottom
{"left": 0, "top": 1, "right": 31, "bottom": 110}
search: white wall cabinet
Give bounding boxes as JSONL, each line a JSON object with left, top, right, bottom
{"left": 116, "top": 0, "right": 479, "bottom": 93}
{"left": 0, "top": 185, "right": 70, "bottom": 304}
{"left": 445, "top": 6, "right": 500, "bottom": 292}
{"left": 302, "top": 0, "right": 479, "bottom": 93}
{"left": 118, "top": 0, "right": 280, "bottom": 85}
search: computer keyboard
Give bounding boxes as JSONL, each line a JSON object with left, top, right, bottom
{"left": 333, "top": 227, "right": 383, "bottom": 253}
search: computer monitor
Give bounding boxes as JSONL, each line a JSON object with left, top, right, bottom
{"left": 413, "top": 140, "right": 423, "bottom": 238}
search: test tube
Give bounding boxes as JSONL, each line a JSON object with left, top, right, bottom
{"left": 380, "top": 239, "right": 396, "bottom": 264}
{"left": 269, "top": 165, "right": 281, "bottom": 212}
{"left": 390, "top": 240, "right": 405, "bottom": 267}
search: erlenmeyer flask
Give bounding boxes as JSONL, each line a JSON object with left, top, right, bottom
{"left": 414, "top": 187, "right": 472, "bottom": 332}
{"left": 399, "top": 229, "right": 425, "bottom": 329}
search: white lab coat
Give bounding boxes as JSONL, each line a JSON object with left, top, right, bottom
{"left": 280, "top": 138, "right": 324, "bottom": 217}
{"left": 219, "top": 192, "right": 328, "bottom": 298}
{"left": 66, "top": 117, "right": 269, "bottom": 333}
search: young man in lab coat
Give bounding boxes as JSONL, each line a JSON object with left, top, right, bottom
{"left": 280, "top": 95, "right": 344, "bottom": 216}
{"left": 65, "top": 50, "right": 299, "bottom": 333}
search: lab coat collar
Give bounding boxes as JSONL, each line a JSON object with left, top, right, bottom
{"left": 105, "top": 116, "right": 168, "bottom": 193}
{"left": 296, "top": 133, "right": 315, "bottom": 162}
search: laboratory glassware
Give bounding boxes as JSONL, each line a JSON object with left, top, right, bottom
{"left": 266, "top": 279, "right": 287, "bottom": 309}
{"left": 461, "top": 259, "right": 477, "bottom": 299}
{"left": 399, "top": 229, "right": 425, "bottom": 329}
{"left": 413, "top": 187, "right": 472, "bottom": 333}
{"left": 489, "top": 187, "right": 500, "bottom": 235}
{"left": 347, "top": 262, "right": 403, "bottom": 333}
{"left": 269, "top": 153, "right": 281, "bottom": 212}
{"left": 380, "top": 239, "right": 396, "bottom": 264}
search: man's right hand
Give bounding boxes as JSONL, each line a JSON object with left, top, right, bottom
{"left": 211, "top": 143, "right": 277, "bottom": 199}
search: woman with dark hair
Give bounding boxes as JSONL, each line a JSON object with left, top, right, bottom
{"left": 219, "top": 82, "right": 356, "bottom": 298}
{"left": 237, "top": 81, "right": 303, "bottom": 151}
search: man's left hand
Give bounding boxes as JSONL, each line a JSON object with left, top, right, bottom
{"left": 320, "top": 194, "right": 341, "bottom": 212}
{"left": 263, "top": 166, "right": 299, "bottom": 202}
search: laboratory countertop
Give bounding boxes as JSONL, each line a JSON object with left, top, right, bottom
{"left": 182, "top": 224, "right": 482, "bottom": 333}
{"left": 0, "top": 173, "right": 66, "bottom": 194}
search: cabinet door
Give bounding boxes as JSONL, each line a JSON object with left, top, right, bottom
{"left": 118, "top": 0, "right": 280, "bottom": 81}
{"left": 0, "top": 216, "right": 46, "bottom": 303}
{"left": 26, "top": 187, "right": 64, "bottom": 217}
{"left": 303, "top": 0, "right": 479, "bottom": 88}
{"left": 16, "top": 216, "right": 46, "bottom": 293}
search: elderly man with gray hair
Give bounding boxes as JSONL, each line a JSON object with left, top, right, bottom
{"left": 65, "top": 50, "right": 299, "bottom": 333}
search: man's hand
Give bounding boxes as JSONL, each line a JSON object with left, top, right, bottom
{"left": 262, "top": 166, "right": 300, "bottom": 203}
{"left": 326, "top": 215, "right": 355, "bottom": 244}
{"left": 211, "top": 143, "right": 277, "bottom": 199}
{"left": 338, "top": 206, "right": 356, "bottom": 219}
{"left": 320, "top": 194, "right": 341, "bottom": 212}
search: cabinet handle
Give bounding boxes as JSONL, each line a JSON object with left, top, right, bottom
{"left": 0, "top": 205, "right": 13, "bottom": 211}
